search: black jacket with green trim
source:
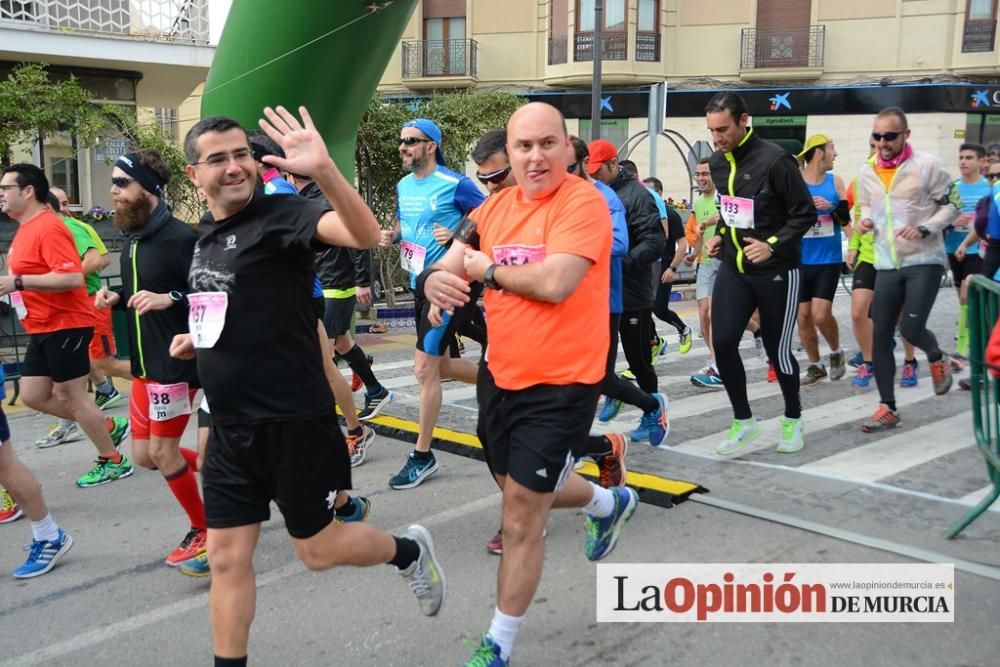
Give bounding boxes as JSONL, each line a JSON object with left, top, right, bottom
{"left": 708, "top": 128, "right": 816, "bottom": 274}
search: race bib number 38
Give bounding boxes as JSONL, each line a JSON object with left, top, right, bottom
{"left": 493, "top": 244, "right": 546, "bottom": 266}
{"left": 720, "top": 195, "right": 755, "bottom": 230}
{"left": 147, "top": 382, "right": 191, "bottom": 422}
{"left": 188, "top": 292, "right": 228, "bottom": 349}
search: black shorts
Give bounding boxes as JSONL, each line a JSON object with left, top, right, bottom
{"left": 475, "top": 361, "right": 600, "bottom": 494}
{"left": 201, "top": 412, "right": 352, "bottom": 539}
{"left": 22, "top": 327, "right": 93, "bottom": 382}
{"left": 321, "top": 296, "right": 355, "bottom": 338}
{"left": 197, "top": 407, "right": 212, "bottom": 429}
{"left": 415, "top": 282, "right": 485, "bottom": 357}
{"left": 799, "top": 263, "right": 841, "bottom": 303}
{"left": 948, "top": 253, "right": 983, "bottom": 286}
{"left": 851, "top": 261, "right": 877, "bottom": 291}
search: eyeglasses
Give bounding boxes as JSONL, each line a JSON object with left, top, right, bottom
{"left": 476, "top": 166, "right": 511, "bottom": 185}
{"left": 190, "top": 148, "right": 254, "bottom": 168}
{"left": 871, "top": 131, "right": 902, "bottom": 142}
{"left": 400, "top": 137, "right": 430, "bottom": 146}
{"left": 111, "top": 176, "right": 135, "bottom": 189}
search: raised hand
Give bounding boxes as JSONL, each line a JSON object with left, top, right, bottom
{"left": 258, "top": 105, "right": 334, "bottom": 179}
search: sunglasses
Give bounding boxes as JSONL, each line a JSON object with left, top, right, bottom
{"left": 567, "top": 161, "right": 580, "bottom": 174}
{"left": 476, "top": 166, "right": 511, "bottom": 185}
{"left": 989, "top": 173, "right": 1000, "bottom": 181}
{"left": 400, "top": 137, "right": 431, "bottom": 146}
{"left": 111, "top": 176, "right": 135, "bottom": 189}
{"left": 871, "top": 131, "right": 902, "bottom": 142}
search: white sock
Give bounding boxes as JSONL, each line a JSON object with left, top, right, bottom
{"left": 830, "top": 348, "right": 843, "bottom": 355}
{"left": 583, "top": 483, "right": 616, "bottom": 518}
{"left": 32, "top": 513, "right": 59, "bottom": 543}
{"left": 710, "top": 362, "right": 718, "bottom": 373}
{"left": 487, "top": 608, "right": 523, "bottom": 660}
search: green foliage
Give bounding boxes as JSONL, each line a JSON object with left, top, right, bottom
{"left": 356, "top": 90, "right": 522, "bottom": 304}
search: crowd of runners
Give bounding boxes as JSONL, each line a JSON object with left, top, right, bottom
{"left": 0, "top": 92, "right": 985, "bottom": 665}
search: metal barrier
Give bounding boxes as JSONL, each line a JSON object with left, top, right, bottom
{"left": 945, "top": 274, "right": 1000, "bottom": 538}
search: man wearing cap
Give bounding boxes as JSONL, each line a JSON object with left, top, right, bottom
{"left": 588, "top": 138, "right": 668, "bottom": 447}
{"left": 796, "top": 134, "right": 850, "bottom": 385}
{"left": 379, "top": 118, "right": 485, "bottom": 490}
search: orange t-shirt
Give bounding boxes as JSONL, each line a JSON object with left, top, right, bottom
{"left": 875, "top": 164, "right": 897, "bottom": 192}
{"left": 473, "top": 176, "right": 611, "bottom": 390}
{"left": 7, "top": 209, "right": 93, "bottom": 334}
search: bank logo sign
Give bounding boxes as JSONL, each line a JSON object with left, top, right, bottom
{"left": 769, "top": 92, "right": 792, "bottom": 111}
{"left": 969, "top": 90, "right": 1000, "bottom": 108}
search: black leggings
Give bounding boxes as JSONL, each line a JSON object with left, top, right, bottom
{"left": 711, "top": 262, "right": 801, "bottom": 420}
{"left": 619, "top": 309, "right": 658, "bottom": 394}
{"left": 983, "top": 243, "right": 1000, "bottom": 281}
{"left": 653, "top": 279, "right": 687, "bottom": 334}
{"left": 871, "top": 265, "right": 944, "bottom": 406}
{"left": 601, "top": 313, "right": 658, "bottom": 413}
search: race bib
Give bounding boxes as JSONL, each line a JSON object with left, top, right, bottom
{"left": 400, "top": 241, "right": 426, "bottom": 275}
{"left": 147, "top": 382, "right": 191, "bottom": 422}
{"left": 9, "top": 292, "right": 27, "bottom": 320}
{"left": 808, "top": 213, "right": 836, "bottom": 238}
{"left": 720, "top": 195, "right": 755, "bottom": 230}
{"left": 188, "top": 292, "right": 228, "bottom": 349}
{"left": 493, "top": 244, "right": 546, "bottom": 266}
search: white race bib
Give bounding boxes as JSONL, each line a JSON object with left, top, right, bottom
{"left": 9, "top": 292, "right": 27, "bottom": 320}
{"left": 808, "top": 213, "right": 836, "bottom": 238}
{"left": 400, "top": 241, "right": 426, "bottom": 275}
{"left": 147, "top": 382, "right": 192, "bottom": 422}
{"left": 720, "top": 195, "right": 755, "bottom": 230}
{"left": 188, "top": 292, "right": 228, "bottom": 349}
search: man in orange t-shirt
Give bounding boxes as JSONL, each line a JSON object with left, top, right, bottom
{"left": 0, "top": 164, "right": 132, "bottom": 488}
{"left": 420, "top": 102, "right": 639, "bottom": 665}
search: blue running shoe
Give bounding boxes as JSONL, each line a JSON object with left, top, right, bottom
{"left": 851, "top": 362, "right": 874, "bottom": 390}
{"left": 584, "top": 487, "right": 638, "bottom": 561}
{"left": 335, "top": 496, "right": 371, "bottom": 523}
{"left": 900, "top": 360, "right": 918, "bottom": 388}
{"left": 389, "top": 452, "right": 439, "bottom": 490}
{"left": 179, "top": 552, "right": 211, "bottom": 578}
{"left": 629, "top": 414, "right": 652, "bottom": 443}
{"left": 691, "top": 367, "right": 724, "bottom": 389}
{"left": 847, "top": 350, "right": 864, "bottom": 369}
{"left": 12, "top": 529, "right": 73, "bottom": 579}
{"left": 646, "top": 393, "right": 670, "bottom": 448}
{"left": 598, "top": 396, "right": 623, "bottom": 423}
{"left": 464, "top": 635, "right": 509, "bottom": 667}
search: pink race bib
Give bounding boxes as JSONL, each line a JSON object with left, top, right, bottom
{"left": 492, "top": 244, "right": 546, "bottom": 266}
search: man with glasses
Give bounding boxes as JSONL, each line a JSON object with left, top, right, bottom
{"left": 378, "top": 118, "right": 485, "bottom": 490}
{"left": 857, "top": 107, "right": 960, "bottom": 432}
{"left": 0, "top": 164, "right": 132, "bottom": 487}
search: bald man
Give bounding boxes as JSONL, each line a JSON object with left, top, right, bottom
{"left": 421, "top": 102, "right": 638, "bottom": 666}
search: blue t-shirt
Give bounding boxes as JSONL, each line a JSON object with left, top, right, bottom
{"left": 801, "top": 172, "right": 843, "bottom": 265}
{"left": 646, "top": 187, "right": 668, "bottom": 219}
{"left": 595, "top": 180, "right": 628, "bottom": 314}
{"left": 947, "top": 178, "right": 990, "bottom": 255}
{"left": 396, "top": 165, "right": 485, "bottom": 287}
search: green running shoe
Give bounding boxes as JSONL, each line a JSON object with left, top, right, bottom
{"left": 584, "top": 487, "right": 638, "bottom": 561}
{"left": 108, "top": 416, "right": 130, "bottom": 451}
{"left": 76, "top": 456, "right": 133, "bottom": 488}
{"left": 678, "top": 326, "right": 693, "bottom": 354}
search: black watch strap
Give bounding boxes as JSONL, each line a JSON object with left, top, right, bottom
{"left": 484, "top": 264, "right": 500, "bottom": 290}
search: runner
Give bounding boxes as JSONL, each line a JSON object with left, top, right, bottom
{"left": 0, "top": 163, "right": 131, "bottom": 487}
{"left": 856, "top": 106, "right": 959, "bottom": 432}
{"left": 796, "top": 134, "right": 850, "bottom": 385}
{"left": 379, "top": 118, "right": 485, "bottom": 490}
{"left": 703, "top": 92, "right": 815, "bottom": 455}
{"left": 948, "top": 143, "right": 989, "bottom": 361}
{"left": 845, "top": 139, "right": 880, "bottom": 389}
{"left": 172, "top": 110, "right": 443, "bottom": 665}
{"left": 420, "top": 102, "right": 637, "bottom": 667}
{"left": 643, "top": 175, "right": 694, "bottom": 355}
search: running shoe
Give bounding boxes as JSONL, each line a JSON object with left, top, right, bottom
{"left": 861, "top": 404, "right": 901, "bottom": 433}
{"left": 398, "top": 524, "right": 446, "bottom": 616}
{"left": 691, "top": 366, "right": 724, "bottom": 389}
{"left": 929, "top": 356, "right": 953, "bottom": 396}
{"left": 94, "top": 388, "right": 123, "bottom": 411}
{"left": 0, "top": 489, "right": 22, "bottom": 524}
{"left": 851, "top": 362, "right": 874, "bottom": 390}
{"left": 848, "top": 350, "right": 864, "bottom": 369}
{"left": 776, "top": 417, "right": 804, "bottom": 453}
{"left": 766, "top": 362, "right": 777, "bottom": 383}
{"left": 358, "top": 386, "right": 393, "bottom": 421}
{"left": 650, "top": 336, "right": 667, "bottom": 362}
{"left": 620, "top": 369, "right": 636, "bottom": 381}
{"left": 76, "top": 456, "right": 133, "bottom": 488}
{"left": 900, "top": 360, "right": 919, "bottom": 388}
{"left": 678, "top": 326, "right": 693, "bottom": 354}
{"left": 646, "top": 393, "right": 670, "bottom": 448}
{"left": 598, "top": 396, "right": 623, "bottom": 423}
{"left": 346, "top": 424, "right": 375, "bottom": 468}
{"left": 12, "top": 529, "right": 73, "bottom": 579}
{"left": 389, "top": 452, "right": 439, "bottom": 490}
{"left": 166, "top": 527, "right": 207, "bottom": 567}
{"left": 959, "top": 377, "right": 972, "bottom": 391}
{"left": 596, "top": 433, "right": 628, "bottom": 488}
{"left": 754, "top": 333, "right": 767, "bottom": 360}
{"left": 584, "top": 486, "right": 638, "bottom": 561}
{"left": 716, "top": 418, "right": 761, "bottom": 456}
{"left": 829, "top": 351, "right": 846, "bottom": 381}
{"left": 108, "top": 416, "right": 130, "bottom": 450}
{"left": 801, "top": 364, "right": 827, "bottom": 386}
{"left": 35, "top": 421, "right": 81, "bottom": 449}
{"left": 178, "top": 552, "right": 211, "bottom": 578}
{"left": 335, "top": 496, "right": 371, "bottom": 524}
{"left": 486, "top": 529, "right": 503, "bottom": 556}
{"left": 464, "top": 635, "right": 508, "bottom": 667}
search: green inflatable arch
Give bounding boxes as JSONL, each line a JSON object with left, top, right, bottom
{"left": 202, "top": 0, "right": 419, "bottom": 178}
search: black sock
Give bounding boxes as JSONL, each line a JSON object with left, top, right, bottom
{"left": 885, "top": 401, "right": 897, "bottom": 412}
{"left": 343, "top": 344, "right": 380, "bottom": 393}
{"left": 582, "top": 434, "right": 613, "bottom": 458}
{"left": 334, "top": 497, "right": 356, "bottom": 517}
{"left": 214, "top": 657, "right": 247, "bottom": 667}
{"left": 412, "top": 449, "right": 433, "bottom": 461}
{"left": 905, "top": 358, "right": 917, "bottom": 365}
{"left": 390, "top": 536, "right": 420, "bottom": 570}
{"left": 348, "top": 425, "right": 362, "bottom": 438}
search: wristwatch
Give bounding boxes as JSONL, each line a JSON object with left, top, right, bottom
{"left": 483, "top": 264, "right": 501, "bottom": 290}
{"left": 14, "top": 276, "right": 24, "bottom": 291}
{"left": 917, "top": 225, "right": 930, "bottom": 239}
{"left": 168, "top": 290, "right": 185, "bottom": 305}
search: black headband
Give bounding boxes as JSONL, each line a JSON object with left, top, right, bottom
{"left": 115, "top": 153, "right": 166, "bottom": 197}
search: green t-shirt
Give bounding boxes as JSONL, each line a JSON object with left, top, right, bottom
{"left": 694, "top": 194, "right": 719, "bottom": 262}
{"left": 62, "top": 216, "right": 105, "bottom": 295}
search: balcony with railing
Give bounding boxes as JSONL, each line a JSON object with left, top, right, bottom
{"left": 962, "top": 19, "right": 997, "bottom": 53}
{"left": 635, "top": 32, "right": 660, "bottom": 62}
{"left": 401, "top": 38, "right": 478, "bottom": 86}
{"left": 0, "top": 0, "right": 209, "bottom": 44}
{"left": 574, "top": 31, "right": 627, "bottom": 62}
{"left": 740, "top": 25, "right": 825, "bottom": 78}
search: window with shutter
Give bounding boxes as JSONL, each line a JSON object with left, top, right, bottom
{"left": 422, "top": 1, "right": 468, "bottom": 75}
{"left": 753, "top": 0, "right": 812, "bottom": 68}
{"left": 962, "top": 0, "right": 998, "bottom": 52}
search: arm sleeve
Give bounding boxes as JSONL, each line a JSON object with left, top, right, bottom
{"left": 453, "top": 177, "right": 487, "bottom": 216}
{"left": 921, "top": 162, "right": 962, "bottom": 234}
{"left": 767, "top": 154, "right": 818, "bottom": 247}
{"left": 351, "top": 248, "right": 373, "bottom": 287}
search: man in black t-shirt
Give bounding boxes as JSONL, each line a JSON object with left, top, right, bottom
{"left": 170, "top": 108, "right": 445, "bottom": 667}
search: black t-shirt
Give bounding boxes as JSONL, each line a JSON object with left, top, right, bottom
{"left": 189, "top": 188, "right": 332, "bottom": 424}
{"left": 660, "top": 206, "right": 685, "bottom": 266}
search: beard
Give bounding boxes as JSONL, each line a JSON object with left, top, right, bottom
{"left": 401, "top": 152, "right": 428, "bottom": 174}
{"left": 113, "top": 196, "right": 153, "bottom": 232}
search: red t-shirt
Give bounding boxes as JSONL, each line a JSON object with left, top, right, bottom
{"left": 472, "top": 176, "right": 611, "bottom": 390}
{"left": 7, "top": 209, "right": 93, "bottom": 334}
